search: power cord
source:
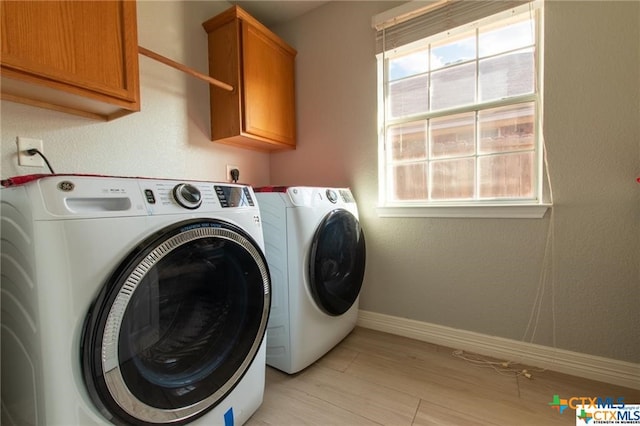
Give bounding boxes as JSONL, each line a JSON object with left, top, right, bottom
{"left": 451, "top": 349, "right": 545, "bottom": 379}
{"left": 230, "top": 168, "right": 239, "bottom": 183}
{"left": 26, "top": 149, "right": 55, "bottom": 174}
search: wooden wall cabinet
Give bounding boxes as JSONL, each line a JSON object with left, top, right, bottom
{"left": 1, "top": 1, "right": 140, "bottom": 121}
{"left": 203, "top": 6, "right": 296, "bottom": 151}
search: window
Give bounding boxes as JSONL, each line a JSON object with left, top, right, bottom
{"left": 376, "top": 1, "right": 549, "bottom": 218}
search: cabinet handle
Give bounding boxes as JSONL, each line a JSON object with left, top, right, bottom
{"left": 138, "top": 46, "right": 234, "bottom": 92}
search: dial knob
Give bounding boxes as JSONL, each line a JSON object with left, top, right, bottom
{"left": 173, "top": 183, "right": 202, "bottom": 209}
{"left": 326, "top": 189, "right": 338, "bottom": 203}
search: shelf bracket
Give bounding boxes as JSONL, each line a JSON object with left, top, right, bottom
{"left": 138, "top": 46, "right": 234, "bottom": 92}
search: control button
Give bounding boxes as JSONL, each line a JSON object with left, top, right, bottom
{"left": 144, "top": 189, "right": 156, "bottom": 204}
{"left": 326, "top": 189, "right": 338, "bottom": 203}
{"left": 172, "top": 183, "right": 202, "bottom": 209}
{"left": 214, "top": 185, "right": 229, "bottom": 207}
{"left": 243, "top": 187, "right": 255, "bottom": 206}
{"left": 339, "top": 189, "right": 354, "bottom": 203}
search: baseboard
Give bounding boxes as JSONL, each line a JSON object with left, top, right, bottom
{"left": 357, "top": 310, "right": 640, "bottom": 390}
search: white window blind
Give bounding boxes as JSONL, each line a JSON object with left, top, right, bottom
{"left": 375, "top": 1, "right": 528, "bottom": 53}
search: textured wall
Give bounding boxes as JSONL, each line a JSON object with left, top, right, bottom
{"left": 1, "top": 1, "right": 270, "bottom": 186}
{"left": 273, "top": 1, "right": 640, "bottom": 363}
{"left": 2, "top": 1, "right": 638, "bottom": 364}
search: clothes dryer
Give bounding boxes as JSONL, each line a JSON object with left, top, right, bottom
{"left": 255, "top": 187, "right": 365, "bottom": 374}
{"left": 1, "top": 175, "right": 270, "bottom": 425}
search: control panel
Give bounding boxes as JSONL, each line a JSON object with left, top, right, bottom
{"left": 30, "top": 176, "right": 259, "bottom": 218}
{"left": 214, "top": 185, "right": 255, "bottom": 208}
{"left": 140, "top": 180, "right": 255, "bottom": 212}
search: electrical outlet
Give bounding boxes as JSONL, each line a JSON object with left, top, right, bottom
{"left": 226, "top": 165, "right": 240, "bottom": 182}
{"left": 17, "top": 137, "right": 44, "bottom": 167}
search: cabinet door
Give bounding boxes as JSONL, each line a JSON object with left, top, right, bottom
{"left": 241, "top": 22, "right": 295, "bottom": 147}
{"left": 1, "top": 0, "right": 139, "bottom": 119}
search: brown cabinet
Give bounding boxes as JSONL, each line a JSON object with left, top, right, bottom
{"left": 1, "top": 1, "right": 140, "bottom": 121}
{"left": 203, "top": 6, "right": 296, "bottom": 151}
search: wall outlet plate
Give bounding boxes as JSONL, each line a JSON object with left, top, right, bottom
{"left": 17, "top": 137, "right": 44, "bottom": 167}
{"left": 226, "top": 165, "right": 239, "bottom": 182}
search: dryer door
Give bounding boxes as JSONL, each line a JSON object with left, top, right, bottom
{"left": 81, "top": 219, "right": 270, "bottom": 425}
{"left": 308, "top": 209, "right": 366, "bottom": 316}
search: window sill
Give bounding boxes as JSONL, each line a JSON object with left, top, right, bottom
{"left": 376, "top": 204, "right": 552, "bottom": 219}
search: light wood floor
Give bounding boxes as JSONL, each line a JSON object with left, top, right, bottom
{"left": 246, "top": 327, "right": 640, "bottom": 425}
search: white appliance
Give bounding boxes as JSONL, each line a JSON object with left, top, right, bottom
{"left": 255, "top": 187, "right": 366, "bottom": 374}
{"left": 1, "top": 175, "right": 271, "bottom": 425}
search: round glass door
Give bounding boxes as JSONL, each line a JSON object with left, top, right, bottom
{"left": 82, "top": 219, "right": 270, "bottom": 425}
{"left": 308, "top": 209, "right": 366, "bottom": 316}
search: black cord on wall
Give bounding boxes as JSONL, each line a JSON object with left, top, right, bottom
{"left": 27, "top": 149, "right": 56, "bottom": 174}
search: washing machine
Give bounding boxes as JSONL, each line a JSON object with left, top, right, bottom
{"left": 254, "top": 187, "right": 365, "bottom": 374}
{"left": 1, "top": 175, "right": 270, "bottom": 425}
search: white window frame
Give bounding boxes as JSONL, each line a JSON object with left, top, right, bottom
{"left": 375, "top": 1, "right": 551, "bottom": 219}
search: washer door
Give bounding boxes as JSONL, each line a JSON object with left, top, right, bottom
{"left": 81, "top": 219, "right": 270, "bottom": 425}
{"left": 308, "top": 209, "right": 366, "bottom": 316}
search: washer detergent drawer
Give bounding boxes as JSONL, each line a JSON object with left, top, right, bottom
{"left": 36, "top": 177, "right": 146, "bottom": 219}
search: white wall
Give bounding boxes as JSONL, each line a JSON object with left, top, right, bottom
{"left": 273, "top": 1, "right": 640, "bottom": 364}
{"left": 1, "top": 1, "right": 270, "bottom": 187}
{"left": 2, "top": 0, "right": 638, "bottom": 365}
